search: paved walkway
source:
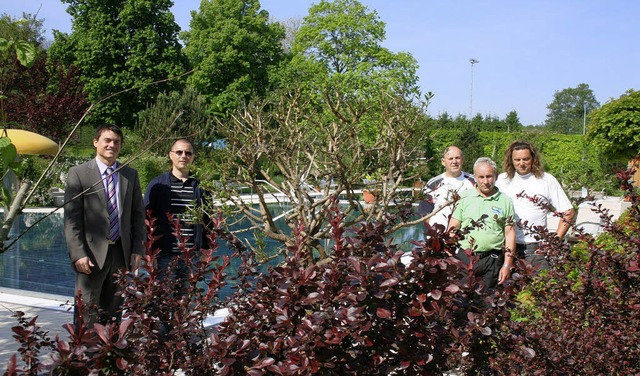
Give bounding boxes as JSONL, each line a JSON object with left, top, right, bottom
{"left": 0, "top": 196, "right": 631, "bottom": 369}
{"left": 0, "top": 289, "right": 73, "bottom": 367}
{"left": 549, "top": 195, "right": 631, "bottom": 237}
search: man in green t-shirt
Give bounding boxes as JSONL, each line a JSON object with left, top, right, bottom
{"left": 449, "top": 157, "right": 515, "bottom": 289}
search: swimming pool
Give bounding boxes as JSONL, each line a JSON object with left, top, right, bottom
{"left": 0, "top": 206, "right": 424, "bottom": 298}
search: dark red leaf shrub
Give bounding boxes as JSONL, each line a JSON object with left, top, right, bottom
{"left": 6, "top": 198, "right": 527, "bottom": 374}
{"left": 4, "top": 211, "right": 239, "bottom": 375}
{"left": 3, "top": 55, "right": 88, "bottom": 142}
{"left": 205, "top": 199, "right": 526, "bottom": 375}
{"left": 6, "top": 171, "right": 639, "bottom": 374}
{"left": 492, "top": 167, "right": 640, "bottom": 375}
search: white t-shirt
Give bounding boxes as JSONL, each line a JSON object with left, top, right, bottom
{"left": 422, "top": 172, "right": 476, "bottom": 229}
{"left": 496, "top": 172, "right": 573, "bottom": 244}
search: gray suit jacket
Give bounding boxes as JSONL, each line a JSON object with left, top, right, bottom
{"left": 64, "top": 158, "right": 146, "bottom": 270}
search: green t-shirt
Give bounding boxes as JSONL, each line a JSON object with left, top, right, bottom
{"left": 451, "top": 187, "right": 514, "bottom": 253}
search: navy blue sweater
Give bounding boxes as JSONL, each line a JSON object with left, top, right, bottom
{"left": 144, "top": 172, "right": 209, "bottom": 255}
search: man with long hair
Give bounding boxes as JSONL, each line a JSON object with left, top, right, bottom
{"left": 496, "top": 140, "right": 575, "bottom": 270}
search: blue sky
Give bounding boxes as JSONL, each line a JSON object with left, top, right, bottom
{"left": 4, "top": 0, "right": 639, "bottom": 126}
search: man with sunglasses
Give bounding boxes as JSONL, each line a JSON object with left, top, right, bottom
{"left": 144, "top": 139, "right": 209, "bottom": 295}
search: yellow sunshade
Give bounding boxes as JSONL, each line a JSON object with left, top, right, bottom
{"left": 3, "top": 129, "right": 59, "bottom": 155}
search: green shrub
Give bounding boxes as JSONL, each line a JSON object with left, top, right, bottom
{"left": 128, "top": 154, "right": 167, "bottom": 191}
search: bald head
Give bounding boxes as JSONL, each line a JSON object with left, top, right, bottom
{"left": 441, "top": 146, "right": 464, "bottom": 177}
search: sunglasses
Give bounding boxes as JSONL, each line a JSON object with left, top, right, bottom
{"left": 171, "top": 150, "right": 193, "bottom": 157}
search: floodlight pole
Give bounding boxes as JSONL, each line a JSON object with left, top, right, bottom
{"left": 469, "top": 58, "right": 479, "bottom": 116}
{"left": 583, "top": 101, "right": 587, "bottom": 135}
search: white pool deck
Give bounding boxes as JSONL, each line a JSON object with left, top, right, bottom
{"left": 0, "top": 196, "right": 632, "bottom": 367}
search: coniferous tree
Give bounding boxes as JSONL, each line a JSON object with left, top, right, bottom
{"left": 504, "top": 110, "right": 523, "bottom": 132}
{"left": 458, "top": 122, "right": 483, "bottom": 172}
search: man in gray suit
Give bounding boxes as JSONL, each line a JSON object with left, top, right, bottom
{"left": 64, "top": 124, "right": 146, "bottom": 325}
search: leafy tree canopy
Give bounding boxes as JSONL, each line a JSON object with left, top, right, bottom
{"left": 587, "top": 89, "right": 640, "bottom": 161}
{"left": 0, "top": 13, "right": 44, "bottom": 48}
{"left": 288, "top": 0, "right": 419, "bottom": 96}
{"left": 183, "top": 0, "right": 285, "bottom": 116}
{"left": 134, "top": 87, "right": 215, "bottom": 156}
{"left": 0, "top": 14, "right": 40, "bottom": 69}
{"left": 278, "top": 0, "right": 420, "bottom": 146}
{"left": 48, "top": 0, "right": 189, "bottom": 128}
{"left": 545, "top": 83, "right": 599, "bottom": 134}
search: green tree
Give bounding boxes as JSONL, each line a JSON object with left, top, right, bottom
{"left": 183, "top": 0, "right": 285, "bottom": 115}
{"left": 504, "top": 110, "right": 523, "bottom": 132}
{"left": 458, "top": 122, "right": 483, "bottom": 172}
{"left": 451, "top": 114, "right": 468, "bottom": 129}
{"left": 587, "top": 89, "right": 640, "bottom": 161}
{"left": 545, "top": 83, "right": 600, "bottom": 134}
{"left": 469, "top": 113, "right": 483, "bottom": 131}
{"left": 134, "top": 87, "right": 215, "bottom": 155}
{"left": 434, "top": 112, "right": 454, "bottom": 128}
{"left": 48, "top": 0, "right": 189, "bottom": 128}
{"left": 481, "top": 114, "right": 505, "bottom": 132}
{"left": 291, "top": 0, "right": 419, "bottom": 93}
{"left": 0, "top": 13, "right": 45, "bottom": 48}
{"left": 282, "top": 0, "right": 420, "bottom": 145}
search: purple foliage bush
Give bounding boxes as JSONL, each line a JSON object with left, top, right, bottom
{"left": 3, "top": 168, "right": 639, "bottom": 375}
{"left": 4, "top": 212, "right": 238, "bottom": 375}
{"left": 492, "top": 168, "right": 640, "bottom": 375}
{"left": 208, "top": 201, "right": 526, "bottom": 375}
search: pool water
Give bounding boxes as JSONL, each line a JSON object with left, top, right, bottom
{"left": 0, "top": 206, "right": 424, "bottom": 298}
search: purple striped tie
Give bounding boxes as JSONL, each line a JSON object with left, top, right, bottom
{"left": 106, "top": 167, "right": 120, "bottom": 241}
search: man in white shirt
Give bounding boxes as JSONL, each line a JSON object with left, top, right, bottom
{"left": 418, "top": 146, "right": 475, "bottom": 229}
{"left": 496, "top": 140, "right": 575, "bottom": 270}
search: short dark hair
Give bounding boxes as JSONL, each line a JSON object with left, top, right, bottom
{"left": 171, "top": 138, "right": 193, "bottom": 151}
{"left": 503, "top": 140, "right": 543, "bottom": 179}
{"left": 94, "top": 124, "right": 123, "bottom": 142}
